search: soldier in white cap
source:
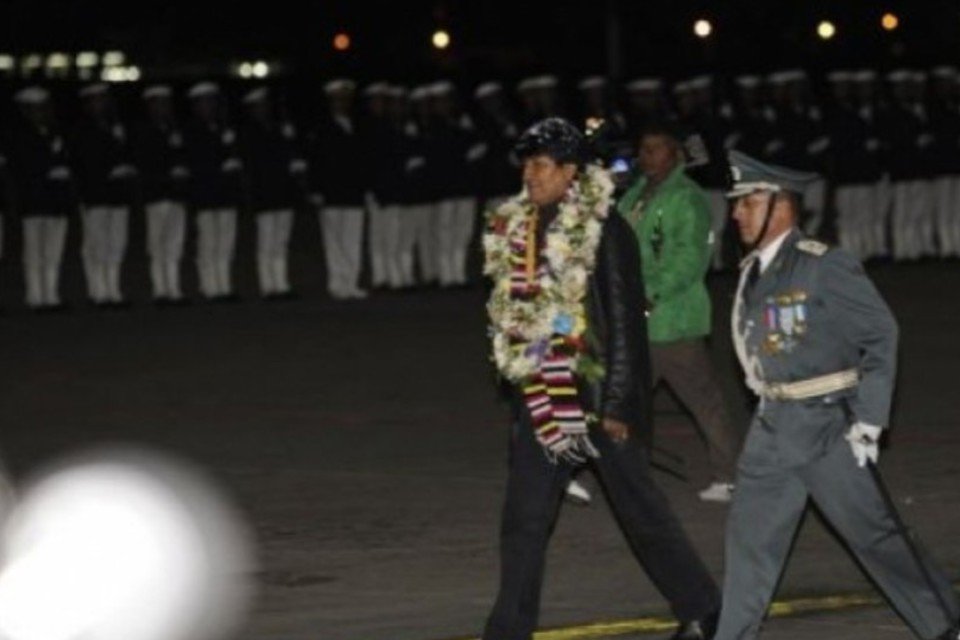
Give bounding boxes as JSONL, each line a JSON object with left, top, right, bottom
{"left": 183, "top": 81, "right": 245, "bottom": 301}
{"left": 383, "top": 85, "right": 421, "bottom": 288}
{"left": 826, "top": 70, "right": 883, "bottom": 260}
{"left": 407, "top": 84, "right": 441, "bottom": 286}
{"left": 241, "top": 86, "right": 307, "bottom": 299}
{"left": 473, "top": 81, "right": 520, "bottom": 211}
{"left": 5, "top": 86, "right": 78, "bottom": 311}
{"left": 623, "top": 77, "right": 670, "bottom": 143}
{"left": 307, "top": 78, "right": 368, "bottom": 299}
{"left": 72, "top": 82, "right": 138, "bottom": 307}
{"left": 577, "top": 75, "right": 627, "bottom": 139}
{"left": 928, "top": 66, "right": 960, "bottom": 258}
{"left": 850, "top": 69, "right": 889, "bottom": 259}
{"left": 880, "top": 70, "right": 935, "bottom": 261}
{"left": 363, "top": 81, "right": 398, "bottom": 290}
{"left": 133, "top": 84, "right": 190, "bottom": 304}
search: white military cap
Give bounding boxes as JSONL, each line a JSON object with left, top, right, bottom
{"left": 912, "top": 71, "right": 928, "bottom": 83}
{"left": 363, "top": 81, "right": 390, "bottom": 97}
{"left": 13, "top": 86, "right": 50, "bottom": 104}
{"left": 767, "top": 69, "right": 806, "bottom": 85}
{"left": 886, "top": 69, "right": 914, "bottom": 83}
{"left": 931, "top": 65, "right": 958, "bottom": 79}
{"left": 688, "top": 75, "right": 713, "bottom": 89}
{"left": 474, "top": 81, "right": 502, "bottom": 99}
{"left": 516, "top": 77, "right": 538, "bottom": 93}
{"left": 532, "top": 74, "right": 558, "bottom": 88}
{"left": 142, "top": 85, "right": 172, "bottom": 99}
{"left": 625, "top": 77, "right": 662, "bottom": 92}
{"left": 323, "top": 78, "right": 356, "bottom": 94}
{"left": 577, "top": 76, "right": 606, "bottom": 91}
{"left": 409, "top": 85, "right": 431, "bottom": 101}
{"left": 430, "top": 80, "right": 455, "bottom": 95}
{"left": 78, "top": 83, "right": 109, "bottom": 98}
{"left": 188, "top": 82, "right": 220, "bottom": 98}
{"left": 827, "top": 70, "right": 853, "bottom": 83}
{"left": 672, "top": 80, "right": 693, "bottom": 95}
{"left": 852, "top": 69, "right": 877, "bottom": 82}
{"left": 387, "top": 85, "right": 408, "bottom": 98}
{"left": 241, "top": 86, "right": 269, "bottom": 104}
{"left": 735, "top": 75, "right": 761, "bottom": 88}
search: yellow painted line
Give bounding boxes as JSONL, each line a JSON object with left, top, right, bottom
{"left": 438, "top": 589, "right": 894, "bottom": 640}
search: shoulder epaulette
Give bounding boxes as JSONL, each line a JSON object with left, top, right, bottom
{"left": 796, "top": 239, "right": 829, "bottom": 256}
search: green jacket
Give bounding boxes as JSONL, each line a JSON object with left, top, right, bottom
{"left": 617, "top": 165, "right": 713, "bottom": 343}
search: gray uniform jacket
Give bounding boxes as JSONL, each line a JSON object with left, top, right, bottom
{"left": 733, "top": 229, "right": 898, "bottom": 460}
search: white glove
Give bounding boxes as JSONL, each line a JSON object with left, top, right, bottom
{"left": 221, "top": 158, "right": 243, "bottom": 173}
{"left": 109, "top": 164, "right": 137, "bottom": 180}
{"left": 845, "top": 422, "right": 882, "bottom": 467}
{"left": 47, "top": 166, "right": 72, "bottom": 181}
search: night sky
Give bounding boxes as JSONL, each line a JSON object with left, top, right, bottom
{"left": 1, "top": 0, "right": 959, "bottom": 83}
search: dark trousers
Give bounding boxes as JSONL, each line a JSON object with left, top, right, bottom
{"left": 482, "top": 415, "right": 721, "bottom": 640}
{"left": 651, "top": 339, "right": 739, "bottom": 483}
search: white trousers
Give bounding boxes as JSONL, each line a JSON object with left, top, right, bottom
{"left": 801, "top": 178, "right": 827, "bottom": 238}
{"left": 146, "top": 200, "right": 187, "bottom": 300}
{"left": 22, "top": 216, "right": 68, "bottom": 307}
{"left": 834, "top": 184, "right": 879, "bottom": 261}
{"left": 932, "top": 176, "right": 960, "bottom": 257}
{"left": 319, "top": 205, "right": 364, "bottom": 297}
{"left": 82, "top": 205, "right": 129, "bottom": 303}
{"left": 413, "top": 202, "right": 439, "bottom": 284}
{"left": 396, "top": 205, "right": 422, "bottom": 287}
{"left": 196, "top": 208, "right": 237, "bottom": 298}
{"left": 891, "top": 180, "right": 934, "bottom": 261}
{"left": 368, "top": 201, "right": 403, "bottom": 288}
{"left": 256, "top": 209, "right": 294, "bottom": 295}
{"left": 703, "top": 189, "right": 727, "bottom": 270}
{"left": 435, "top": 197, "right": 476, "bottom": 286}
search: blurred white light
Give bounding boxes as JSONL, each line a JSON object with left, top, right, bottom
{"left": 0, "top": 449, "right": 253, "bottom": 640}
{"left": 236, "top": 62, "right": 253, "bottom": 79}
{"left": 432, "top": 30, "right": 451, "bottom": 49}
{"left": 102, "top": 67, "right": 126, "bottom": 82}
{"left": 103, "top": 51, "right": 126, "bottom": 67}
{"left": 0, "top": 55, "right": 14, "bottom": 71}
{"left": 76, "top": 51, "right": 99, "bottom": 68}
{"left": 126, "top": 66, "right": 141, "bottom": 81}
{"left": 251, "top": 61, "right": 269, "bottom": 78}
{"left": 818, "top": 20, "right": 836, "bottom": 40}
{"left": 46, "top": 52, "right": 70, "bottom": 70}
{"left": 694, "top": 19, "right": 713, "bottom": 38}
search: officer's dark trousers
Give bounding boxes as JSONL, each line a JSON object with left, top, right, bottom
{"left": 482, "top": 417, "right": 721, "bottom": 640}
{"left": 716, "top": 406, "right": 960, "bottom": 640}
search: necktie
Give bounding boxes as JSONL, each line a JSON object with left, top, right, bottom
{"left": 744, "top": 258, "right": 761, "bottom": 298}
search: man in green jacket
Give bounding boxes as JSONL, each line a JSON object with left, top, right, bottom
{"left": 618, "top": 122, "right": 739, "bottom": 502}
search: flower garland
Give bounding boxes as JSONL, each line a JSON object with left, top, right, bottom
{"left": 483, "top": 164, "right": 614, "bottom": 384}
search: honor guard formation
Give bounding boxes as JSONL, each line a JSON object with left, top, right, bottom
{"left": 0, "top": 67, "right": 959, "bottom": 312}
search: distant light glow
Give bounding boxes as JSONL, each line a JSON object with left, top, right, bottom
{"left": 881, "top": 13, "right": 899, "bottom": 31}
{"left": 237, "top": 62, "right": 253, "bottom": 79}
{"left": 251, "top": 61, "right": 269, "bottom": 78}
{"left": 817, "top": 20, "right": 836, "bottom": 40}
{"left": 333, "top": 32, "right": 351, "bottom": 51}
{"left": 432, "top": 30, "right": 451, "bottom": 50}
{"left": 76, "top": 52, "right": 99, "bottom": 68}
{"left": 102, "top": 51, "right": 126, "bottom": 67}
{"left": 694, "top": 19, "right": 713, "bottom": 38}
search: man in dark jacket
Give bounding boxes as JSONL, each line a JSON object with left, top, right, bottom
{"left": 6, "top": 86, "right": 78, "bottom": 310}
{"left": 72, "top": 83, "right": 138, "bottom": 306}
{"left": 134, "top": 85, "right": 190, "bottom": 303}
{"left": 481, "top": 118, "right": 720, "bottom": 640}
{"left": 241, "top": 87, "right": 306, "bottom": 298}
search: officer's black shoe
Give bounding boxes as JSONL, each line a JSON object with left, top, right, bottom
{"left": 668, "top": 609, "right": 719, "bottom": 640}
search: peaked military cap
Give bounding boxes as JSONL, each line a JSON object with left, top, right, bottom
{"left": 726, "top": 150, "right": 819, "bottom": 198}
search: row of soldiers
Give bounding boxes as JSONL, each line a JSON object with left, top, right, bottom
{"left": 2, "top": 67, "right": 960, "bottom": 310}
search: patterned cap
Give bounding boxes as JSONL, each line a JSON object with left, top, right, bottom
{"left": 514, "top": 117, "right": 585, "bottom": 166}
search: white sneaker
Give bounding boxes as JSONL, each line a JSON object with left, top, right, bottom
{"left": 564, "top": 479, "right": 592, "bottom": 506}
{"left": 698, "top": 482, "right": 734, "bottom": 503}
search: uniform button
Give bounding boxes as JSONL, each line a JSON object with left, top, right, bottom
{"left": 747, "top": 320, "right": 755, "bottom": 327}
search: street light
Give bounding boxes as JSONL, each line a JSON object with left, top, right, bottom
{"left": 817, "top": 20, "right": 836, "bottom": 40}
{"left": 432, "top": 30, "right": 451, "bottom": 50}
{"left": 881, "top": 13, "right": 899, "bottom": 31}
{"left": 694, "top": 19, "right": 713, "bottom": 38}
{"left": 251, "top": 61, "right": 269, "bottom": 79}
{"left": 333, "top": 32, "right": 351, "bottom": 51}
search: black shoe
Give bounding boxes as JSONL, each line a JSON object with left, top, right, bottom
{"left": 669, "top": 610, "right": 719, "bottom": 640}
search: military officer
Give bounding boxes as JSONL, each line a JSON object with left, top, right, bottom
{"left": 715, "top": 150, "right": 960, "bottom": 640}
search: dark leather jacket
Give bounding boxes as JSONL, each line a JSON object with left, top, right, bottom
{"left": 506, "top": 209, "right": 654, "bottom": 445}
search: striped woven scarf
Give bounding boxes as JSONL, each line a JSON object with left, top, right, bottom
{"left": 513, "top": 215, "right": 599, "bottom": 464}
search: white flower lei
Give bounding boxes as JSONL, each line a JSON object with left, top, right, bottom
{"left": 483, "top": 164, "right": 614, "bottom": 382}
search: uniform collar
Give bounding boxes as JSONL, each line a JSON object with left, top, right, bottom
{"left": 757, "top": 228, "right": 793, "bottom": 273}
